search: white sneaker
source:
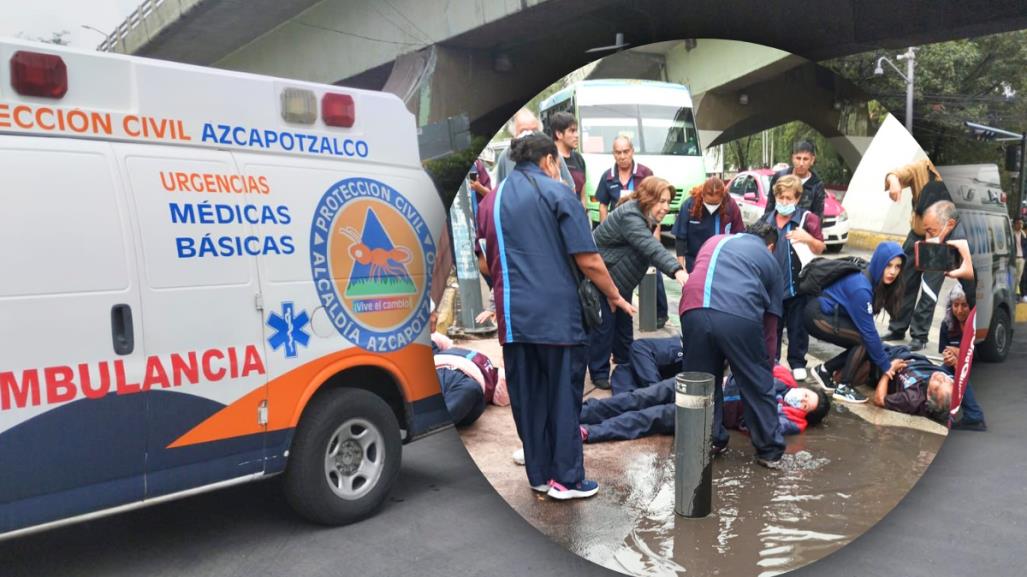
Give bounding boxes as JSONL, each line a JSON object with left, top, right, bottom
{"left": 531, "top": 483, "right": 550, "bottom": 493}
{"left": 792, "top": 367, "right": 808, "bottom": 382}
{"left": 1021, "top": 296, "right": 1027, "bottom": 303}
{"left": 512, "top": 447, "right": 525, "bottom": 466}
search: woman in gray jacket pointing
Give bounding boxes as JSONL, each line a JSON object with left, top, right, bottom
{"left": 587, "top": 176, "right": 688, "bottom": 389}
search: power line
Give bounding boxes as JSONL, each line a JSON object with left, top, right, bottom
{"left": 294, "top": 20, "right": 426, "bottom": 47}
{"left": 368, "top": 3, "right": 432, "bottom": 46}
{"left": 381, "top": 0, "right": 435, "bottom": 45}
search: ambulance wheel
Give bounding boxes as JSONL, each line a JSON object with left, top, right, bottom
{"left": 284, "top": 388, "right": 402, "bottom": 525}
{"left": 977, "top": 306, "right": 1011, "bottom": 363}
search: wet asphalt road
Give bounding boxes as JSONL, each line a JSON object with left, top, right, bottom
{"left": 0, "top": 328, "right": 1023, "bottom": 577}
{"left": 0, "top": 241, "right": 1023, "bottom": 576}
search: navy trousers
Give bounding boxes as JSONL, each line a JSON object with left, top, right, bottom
{"left": 777, "top": 295, "right": 810, "bottom": 370}
{"left": 610, "top": 337, "right": 683, "bottom": 395}
{"left": 680, "top": 308, "right": 785, "bottom": 460}
{"left": 503, "top": 343, "right": 587, "bottom": 487}
{"left": 580, "top": 378, "right": 676, "bottom": 442}
{"left": 587, "top": 285, "right": 634, "bottom": 383}
{"left": 656, "top": 275, "right": 668, "bottom": 320}
{"left": 436, "top": 368, "right": 486, "bottom": 428}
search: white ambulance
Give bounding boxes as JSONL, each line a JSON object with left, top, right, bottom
{"left": 0, "top": 38, "right": 450, "bottom": 539}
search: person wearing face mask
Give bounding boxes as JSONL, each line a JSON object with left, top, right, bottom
{"left": 587, "top": 177, "right": 688, "bottom": 391}
{"left": 576, "top": 365, "right": 829, "bottom": 443}
{"left": 476, "top": 132, "right": 635, "bottom": 500}
{"left": 763, "top": 175, "right": 825, "bottom": 382}
{"left": 672, "top": 176, "right": 744, "bottom": 272}
{"left": 763, "top": 140, "right": 827, "bottom": 220}
{"left": 806, "top": 242, "right": 908, "bottom": 403}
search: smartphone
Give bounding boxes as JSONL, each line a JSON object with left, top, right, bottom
{"left": 914, "top": 241, "right": 961, "bottom": 272}
{"left": 468, "top": 167, "right": 478, "bottom": 182}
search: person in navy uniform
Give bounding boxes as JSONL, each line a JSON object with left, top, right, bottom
{"left": 763, "top": 175, "right": 825, "bottom": 382}
{"left": 678, "top": 222, "right": 787, "bottom": 468}
{"left": 672, "top": 176, "right": 744, "bottom": 273}
{"left": 594, "top": 135, "right": 669, "bottom": 324}
{"left": 609, "top": 336, "right": 683, "bottom": 395}
{"left": 477, "top": 132, "right": 634, "bottom": 500}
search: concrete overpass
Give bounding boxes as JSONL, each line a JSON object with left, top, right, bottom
{"left": 107, "top": 0, "right": 1027, "bottom": 139}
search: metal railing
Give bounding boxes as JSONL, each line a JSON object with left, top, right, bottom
{"left": 97, "top": 0, "right": 166, "bottom": 52}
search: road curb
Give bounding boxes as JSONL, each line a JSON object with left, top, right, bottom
{"left": 1016, "top": 302, "right": 1027, "bottom": 324}
{"left": 846, "top": 229, "right": 906, "bottom": 252}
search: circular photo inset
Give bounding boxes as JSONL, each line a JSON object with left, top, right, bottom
{"left": 436, "top": 38, "right": 999, "bottom": 577}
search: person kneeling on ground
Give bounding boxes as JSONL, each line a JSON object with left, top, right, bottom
{"left": 432, "top": 333, "right": 509, "bottom": 427}
{"left": 609, "top": 336, "right": 683, "bottom": 395}
{"left": 579, "top": 365, "right": 829, "bottom": 443}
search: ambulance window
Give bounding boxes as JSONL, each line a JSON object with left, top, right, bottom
{"left": 990, "top": 216, "right": 1008, "bottom": 255}
{"left": 124, "top": 156, "right": 252, "bottom": 288}
{"left": 0, "top": 149, "right": 130, "bottom": 297}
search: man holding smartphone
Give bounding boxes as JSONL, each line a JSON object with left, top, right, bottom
{"left": 881, "top": 159, "right": 958, "bottom": 351}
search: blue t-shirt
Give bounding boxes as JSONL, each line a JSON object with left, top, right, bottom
{"left": 477, "top": 163, "right": 598, "bottom": 346}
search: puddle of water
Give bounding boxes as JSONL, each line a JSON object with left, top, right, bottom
{"left": 557, "top": 409, "right": 944, "bottom": 577}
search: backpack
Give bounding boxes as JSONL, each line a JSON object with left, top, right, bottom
{"left": 796, "top": 256, "right": 868, "bottom": 296}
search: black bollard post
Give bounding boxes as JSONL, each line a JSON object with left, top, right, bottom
{"left": 674, "top": 371, "right": 714, "bottom": 518}
{"left": 638, "top": 267, "right": 657, "bottom": 332}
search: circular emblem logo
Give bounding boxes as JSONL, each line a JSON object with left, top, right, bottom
{"left": 310, "top": 177, "right": 434, "bottom": 352}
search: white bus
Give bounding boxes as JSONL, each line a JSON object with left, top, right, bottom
{"left": 540, "top": 80, "right": 706, "bottom": 226}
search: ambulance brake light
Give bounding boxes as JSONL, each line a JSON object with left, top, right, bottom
{"left": 322, "top": 93, "right": 355, "bottom": 127}
{"left": 280, "top": 88, "right": 317, "bottom": 124}
{"left": 10, "top": 51, "right": 68, "bottom": 98}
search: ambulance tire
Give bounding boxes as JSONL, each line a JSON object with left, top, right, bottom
{"left": 284, "top": 388, "right": 402, "bottom": 525}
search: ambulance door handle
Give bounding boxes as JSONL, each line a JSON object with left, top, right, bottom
{"left": 111, "top": 304, "right": 135, "bottom": 355}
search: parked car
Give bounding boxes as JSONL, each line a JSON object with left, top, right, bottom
{"left": 727, "top": 168, "right": 849, "bottom": 252}
{"left": 938, "top": 164, "right": 1016, "bottom": 362}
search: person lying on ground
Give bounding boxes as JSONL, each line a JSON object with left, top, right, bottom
{"left": 867, "top": 345, "right": 953, "bottom": 424}
{"left": 432, "top": 333, "right": 509, "bottom": 427}
{"left": 579, "top": 365, "right": 829, "bottom": 443}
{"left": 609, "top": 336, "right": 683, "bottom": 395}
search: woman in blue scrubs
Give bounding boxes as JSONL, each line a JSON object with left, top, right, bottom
{"left": 477, "top": 132, "right": 633, "bottom": 500}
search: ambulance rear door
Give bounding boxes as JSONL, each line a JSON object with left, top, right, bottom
{"left": 0, "top": 136, "right": 148, "bottom": 532}
{"left": 116, "top": 145, "right": 270, "bottom": 497}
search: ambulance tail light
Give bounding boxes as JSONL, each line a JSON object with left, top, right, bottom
{"left": 322, "top": 93, "right": 355, "bottom": 127}
{"left": 281, "top": 88, "right": 317, "bottom": 124}
{"left": 10, "top": 51, "right": 68, "bottom": 98}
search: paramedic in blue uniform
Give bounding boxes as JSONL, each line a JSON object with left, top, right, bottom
{"left": 678, "top": 222, "right": 787, "bottom": 468}
{"left": 594, "top": 135, "right": 669, "bottom": 324}
{"left": 477, "top": 132, "right": 634, "bottom": 500}
{"left": 673, "top": 176, "right": 745, "bottom": 272}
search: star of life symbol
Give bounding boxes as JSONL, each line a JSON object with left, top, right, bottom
{"left": 267, "top": 302, "right": 311, "bottom": 358}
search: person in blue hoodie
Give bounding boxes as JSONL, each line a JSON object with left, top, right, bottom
{"left": 804, "top": 242, "right": 909, "bottom": 403}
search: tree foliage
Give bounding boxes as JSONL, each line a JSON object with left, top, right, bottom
{"left": 422, "top": 135, "right": 489, "bottom": 209}
{"left": 724, "top": 122, "right": 853, "bottom": 186}
{"left": 823, "top": 30, "right": 1027, "bottom": 199}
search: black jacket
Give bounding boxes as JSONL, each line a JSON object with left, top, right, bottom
{"left": 594, "top": 200, "right": 682, "bottom": 295}
{"left": 763, "top": 168, "right": 826, "bottom": 220}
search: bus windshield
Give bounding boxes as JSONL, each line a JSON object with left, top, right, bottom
{"left": 579, "top": 103, "right": 700, "bottom": 156}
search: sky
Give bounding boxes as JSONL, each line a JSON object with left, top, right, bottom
{"left": 0, "top": 0, "right": 140, "bottom": 48}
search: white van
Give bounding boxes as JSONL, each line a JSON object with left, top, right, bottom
{"left": 0, "top": 38, "right": 448, "bottom": 539}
